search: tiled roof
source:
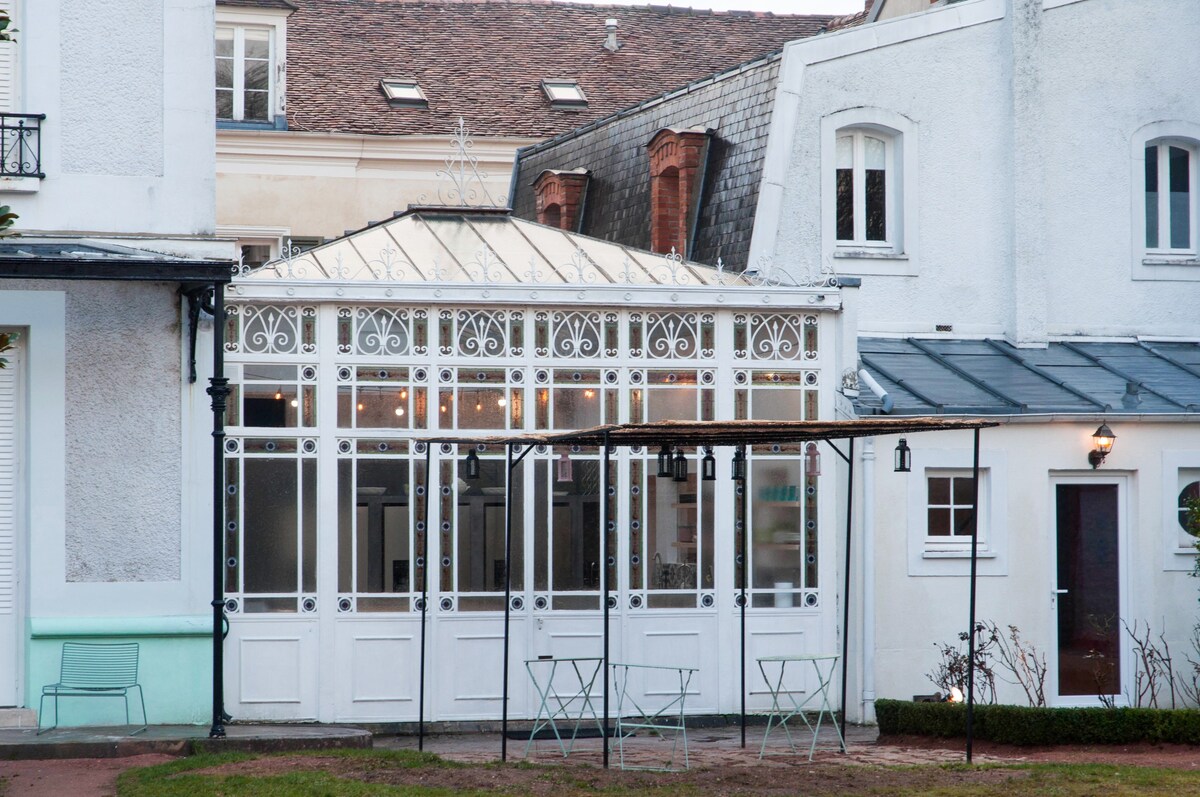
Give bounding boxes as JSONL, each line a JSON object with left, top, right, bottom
{"left": 218, "top": 0, "right": 297, "bottom": 10}
{"left": 284, "top": 0, "right": 833, "bottom": 137}
{"left": 856, "top": 338, "right": 1200, "bottom": 415}
{"left": 511, "top": 52, "right": 783, "bottom": 272}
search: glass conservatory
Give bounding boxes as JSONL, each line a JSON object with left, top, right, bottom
{"left": 221, "top": 207, "right": 852, "bottom": 723}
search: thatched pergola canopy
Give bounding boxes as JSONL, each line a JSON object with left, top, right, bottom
{"left": 432, "top": 417, "right": 1000, "bottom": 448}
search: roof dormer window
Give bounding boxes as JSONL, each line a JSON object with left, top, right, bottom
{"left": 541, "top": 80, "right": 587, "bottom": 110}
{"left": 381, "top": 79, "right": 428, "bottom": 108}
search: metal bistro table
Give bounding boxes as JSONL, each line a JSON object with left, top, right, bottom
{"left": 611, "top": 662, "right": 697, "bottom": 772}
{"left": 524, "top": 656, "right": 605, "bottom": 757}
{"left": 757, "top": 653, "right": 846, "bottom": 760}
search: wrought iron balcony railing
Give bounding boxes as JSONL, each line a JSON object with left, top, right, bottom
{"left": 0, "top": 113, "right": 44, "bottom": 178}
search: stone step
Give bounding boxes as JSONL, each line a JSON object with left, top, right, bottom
{"left": 0, "top": 709, "right": 37, "bottom": 729}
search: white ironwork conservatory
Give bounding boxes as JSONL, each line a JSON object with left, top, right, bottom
{"left": 222, "top": 207, "right": 853, "bottom": 723}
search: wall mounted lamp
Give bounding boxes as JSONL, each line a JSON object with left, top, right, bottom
{"left": 1088, "top": 423, "right": 1116, "bottom": 469}
{"left": 894, "top": 438, "right": 911, "bottom": 473}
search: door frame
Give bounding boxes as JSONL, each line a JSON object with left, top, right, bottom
{"left": 0, "top": 332, "right": 24, "bottom": 707}
{"left": 1048, "top": 473, "right": 1130, "bottom": 707}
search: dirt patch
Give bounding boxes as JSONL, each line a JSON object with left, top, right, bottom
{"left": 0, "top": 754, "right": 177, "bottom": 797}
{"left": 879, "top": 735, "right": 1200, "bottom": 769}
{"left": 190, "top": 752, "right": 1030, "bottom": 796}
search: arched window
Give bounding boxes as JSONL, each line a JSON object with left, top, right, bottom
{"left": 1145, "top": 139, "right": 1198, "bottom": 254}
{"left": 835, "top": 130, "right": 892, "bottom": 245}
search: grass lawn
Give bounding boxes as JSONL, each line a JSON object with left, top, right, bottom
{"left": 114, "top": 748, "right": 1200, "bottom": 797}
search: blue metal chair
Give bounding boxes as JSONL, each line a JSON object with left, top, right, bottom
{"left": 38, "top": 642, "right": 147, "bottom": 734}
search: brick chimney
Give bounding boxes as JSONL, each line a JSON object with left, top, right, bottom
{"left": 647, "top": 128, "right": 710, "bottom": 257}
{"left": 533, "top": 169, "right": 590, "bottom": 231}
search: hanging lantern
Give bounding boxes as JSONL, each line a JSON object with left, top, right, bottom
{"left": 701, "top": 447, "right": 716, "bottom": 481}
{"left": 657, "top": 444, "right": 672, "bottom": 478}
{"left": 672, "top": 448, "right": 688, "bottom": 482}
{"left": 556, "top": 452, "right": 574, "bottom": 483}
{"left": 894, "top": 438, "right": 911, "bottom": 473}
{"left": 804, "top": 441, "right": 821, "bottom": 476}
{"left": 464, "top": 448, "right": 481, "bottom": 480}
{"left": 731, "top": 446, "right": 747, "bottom": 482}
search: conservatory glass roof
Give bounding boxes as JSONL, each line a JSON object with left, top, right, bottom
{"left": 238, "top": 207, "right": 810, "bottom": 290}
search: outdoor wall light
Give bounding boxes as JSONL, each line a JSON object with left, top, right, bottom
{"left": 556, "top": 451, "right": 574, "bottom": 483}
{"left": 464, "top": 449, "right": 481, "bottom": 480}
{"left": 894, "top": 438, "right": 911, "bottom": 473}
{"left": 1088, "top": 423, "right": 1116, "bottom": 469}
{"left": 804, "top": 441, "right": 821, "bottom": 477}
{"left": 657, "top": 444, "right": 672, "bottom": 477}
{"left": 672, "top": 448, "right": 688, "bottom": 482}
{"left": 701, "top": 447, "right": 716, "bottom": 481}
{"left": 731, "top": 446, "right": 747, "bottom": 482}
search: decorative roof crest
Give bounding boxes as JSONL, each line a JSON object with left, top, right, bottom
{"left": 418, "top": 117, "right": 507, "bottom": 208}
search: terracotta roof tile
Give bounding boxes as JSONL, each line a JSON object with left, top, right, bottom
{"left": 285, "top": 0, "right": 833, "bottom": 137}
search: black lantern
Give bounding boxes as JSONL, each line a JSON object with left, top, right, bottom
{"left": 657, "top": 444, "right": 672, "bottom": 478}
{"left": 464, "top": 448, "right": 481, "bottom": 480}
{"left": 672, "top": 448, "right": 688, "bottom": 482}
{"left": 894, "top": 438, "right": 911, "bottom": 473}
{"left": 1088, "top": 423, "right": 1116, "bottom": 469}
{"left": 731, "top": 446, "right": 747, "bottom": 481}
{"left": 701, "top": 447, "right": 716, "bottom": 481}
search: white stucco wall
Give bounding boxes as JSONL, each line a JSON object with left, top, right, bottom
{"left": 755, "top": 0, "right": 1200, "bottom": 344}
{"left": 3, "top": 0, "right": 216, "bottom": 236}
{"left": 867, "top": 422, "right": 1199, "bottom": 707}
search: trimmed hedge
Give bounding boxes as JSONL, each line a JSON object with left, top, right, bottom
{"left": 875, "top": 698, "right": 1200, "bottom": 746}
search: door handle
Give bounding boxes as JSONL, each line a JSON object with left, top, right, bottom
{"left": 1053, "top": 589, "right": 1068, "bottom": 594}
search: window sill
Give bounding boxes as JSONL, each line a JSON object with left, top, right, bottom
{"left": 1142, "top": 257, "right": 1199, "bottom": 266}
{"left": 831, "top": 249, "right": 916, "bottom": 277}
{"left": 0, "top": 176, "right": 41, "bottom": 194}
{"left": 922, "top": 549, "right": 996, "bottom": 560}
{"left": 833, "top": 249, "right": 908, "bottom": 261}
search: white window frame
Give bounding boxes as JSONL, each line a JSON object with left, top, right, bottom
{"left": 834, "top": 129, "right": 895, "bottom": 249}
{"left": 215, "top": 7, "right": 289, "bottom": 125}
{"left": 820, "top": 108, "right": 918, "bottom": 276}
{"left": 904, "top": 445, "right": 1006, "bottom": 576}
{"left": 1161, "top": 451, "right": 1200, "bottom": 570}
{"left": 1131, "top": 121, "right": 1200, "bottom": 281}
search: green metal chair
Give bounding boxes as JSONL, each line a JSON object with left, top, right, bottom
{"left": 37, "top": 642, "right": 147, "bottom": 735}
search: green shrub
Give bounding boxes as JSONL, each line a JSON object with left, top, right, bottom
{"left": 875, "top": 698, "right": 1200, "bottom": 746}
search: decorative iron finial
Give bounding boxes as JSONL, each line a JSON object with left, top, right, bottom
{"left": 419, "top": 117, "right": 506, "bottom": 208}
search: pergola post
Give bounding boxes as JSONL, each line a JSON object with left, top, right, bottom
{"left": 418, "top": 443, "right": 431, "bottom": 751}
{"left": 738, "top": 446, "right": 747, "bottom": 748}
{"left": 208, "top": 284, "right": 230, "bottom": 739}
{"left": 839, "top": 438, "right": 854, "bottom": 740}
{"left": 501, "top": 443, "right": 515, "bottom": 762}
{"left": 601, "top": 434, "right": 612, "bottom": 768}
{"left": 966, "top": 427, "right": 981, "bottom": 762}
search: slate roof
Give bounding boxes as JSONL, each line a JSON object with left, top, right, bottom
{"left": 281, "top": 1, "right": 833, "bottom": 137}
{"left": 856, "top": 338, "right": 1200, "bottom": 415}
{"left": 510, "top": 52, "right": 784, "bottom": 272}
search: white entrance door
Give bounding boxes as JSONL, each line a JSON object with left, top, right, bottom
{"left": 1053, "top": 479, "right": 1123, "bottom": 705}
{"left": 0, "top": 338, "right": 21, "bottom": 706}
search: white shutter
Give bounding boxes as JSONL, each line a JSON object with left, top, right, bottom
{"left": 0, "top": 0, "right": 16, "bottom": 113}
{"left": 0, "top": 343, "right": 18, "bottom": 619}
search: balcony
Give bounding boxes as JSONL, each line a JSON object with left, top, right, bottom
{"left": 0, "top": 113, "right": 44, "bottom": 179}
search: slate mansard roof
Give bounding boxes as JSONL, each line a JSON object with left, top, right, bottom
{"left": 510, "top": 52, "right": 784, "bottom": 272}
{"left": 279, "top": 0, "right": 833, "bottom": 138}
{"left": 856, "top": 338, "right": 1200, "bottom": 416}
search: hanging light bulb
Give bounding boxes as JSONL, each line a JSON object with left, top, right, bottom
{"left": 556, "top": 452, "right": 574, "bottom": 483}
{"left": 702, "top": 447, "right": 716, "bottom": 481}
{"left": 731, "top": 446, "right": 747, "bottom": 482}
{"left": 395, "top": 406, "right": 405, "bottom": 417}
{"left": 584, "top": 388, "right": 595, "bottom": 399}
{"left": 672, "top": 448, "right": 688, "bottom": 482}
{"left": 400, "top": 389, "right": 408, "bottom": 400}
{"left": 657, "top": 445, "right": 672, "bottom": 478}
{"left": 290, "top": 398, "right": 299, "bottom": 408}
{"left": 804, "top": 441, "right": 821, "bottom": 476}
{"left": 476, "top": 401, "right": 483, "bottom": 412}
{"left": 497, "top": 397, "right": 507, "bottom": 407}
{"left": 275, "top": 390, "right": 283, "bottom": 401}
{"left": 357, "top": 402, "right": 364, "bottom": 412}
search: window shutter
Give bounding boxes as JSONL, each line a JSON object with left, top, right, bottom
{"left": 0, "top": 0, "right": 15, "bottom": 112}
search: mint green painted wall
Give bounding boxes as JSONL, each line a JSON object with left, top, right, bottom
{"left": 26, "top": 616, "right": 214, "bottom": 726}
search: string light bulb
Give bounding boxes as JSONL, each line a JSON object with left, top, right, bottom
{"left": 275, "top": 390, "right": 283, "bottom": 401}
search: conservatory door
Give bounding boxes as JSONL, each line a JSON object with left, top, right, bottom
{"left": 1053, "top": 480, "right": 1123, "bottom": 704}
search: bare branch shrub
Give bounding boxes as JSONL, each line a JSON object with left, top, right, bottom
{"left": 990, "top": 622, "right": 1048, "bottom": 707}
{"left": 927, "top": 622, "right": 998, "bottom": 704}
{"left": 1124, "top": 619, "right": 1179, "bottom": 708}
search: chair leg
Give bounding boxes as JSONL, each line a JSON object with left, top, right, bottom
{"left": 132, "top": 685, "right": 147, "bottom": 735}
{"left": 36, "top": 693, "right": 48, "bottom": 735}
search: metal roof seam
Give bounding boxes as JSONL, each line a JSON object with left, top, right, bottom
{"left": 859, "top": 353, "right": 942, "bottom": 411}
{"left": 905, "top": 337, "right": 1026, "bottom": 411}
{"left": 1059, "top": 341, "right": 1190, "bottom": 411}
{"left": 981, "top": 339, "right": 1110, "bottom": 411}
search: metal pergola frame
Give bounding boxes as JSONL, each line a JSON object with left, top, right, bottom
{"left": 417, "top": 417, "right": 999, "bottom": 766}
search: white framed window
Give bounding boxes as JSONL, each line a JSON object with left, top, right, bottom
{"left": 820, "top": 108, "right": 917, "bottom": 276}
{"left": 1162, "top": 455, "right": 1200, "bottom": 569}
{"left": 380, "top": 79, "right": 427, "bottom": 107}
{"left": 924, "top": 470, "right": 984, "bottom": 553}
{"left": 541, "top": 79, "right": 587, "bottom": 109}
{"left": 216, "top": 25, "right": 275, "bottom": 123}
{"left": 1144, "top": 140, "right": 1197, "bottom": 255}
{"left": 835, "top": 130, "right": 893, "bottom": 246}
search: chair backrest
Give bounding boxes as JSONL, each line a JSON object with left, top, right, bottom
{"left": 58, "top": 642, "right": 139, "bottom": 689}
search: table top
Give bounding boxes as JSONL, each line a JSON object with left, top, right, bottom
{"left": 525, "top": 656, "right": 603, "bottom": 664}
{"left": 756, "top": 654, "right": 840, "bottom": 663}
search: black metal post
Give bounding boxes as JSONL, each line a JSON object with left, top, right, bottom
{"left": 840, "top": 438, "right": 854, "bottom": 744}
{"left": 601, "top": 435, "right": 611, "bottom": 768}
{"left": 418, "top": 443, "right": 431, "bottom": 751}
{"left": 966, "top": 428, "right": 981, "bottom": 763}
{"left": 739, "top": 446, "right": 748, "bottom": 749}
{"left": 207, "top": 284, "right": 230, "bottom": 739}
{"left": 501, "top": 443, "right": 515, "bottom": 762}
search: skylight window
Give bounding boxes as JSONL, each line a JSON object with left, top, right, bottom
{"left": 380, "top": 79, "right": 427, "bottom": 107}
{"left": 541, "top": 80, "right": 587, "bottom": 109}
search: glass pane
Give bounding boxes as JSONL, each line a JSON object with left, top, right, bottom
{"left": 952, "top": 508, "right": 976, "bottom": 537}
{"left": 864, "top": 137, "right": 885, "bottom": 168}
{"left": 355, "top": 460, "right": 411, "bottom": 593}
{"left": 241, "top": 383, "right": 297, "bottom": 427}
{"left": 534, "top": 460, "right": 549, "bottom": 591}
{"left": 338, "top": 460, "right": 352, "bottom": 593}
{"left": 1145, "top": 145, "right": 1159, "bottom": 249}
{"left": 553, "top": 388, "right": 601, "bottom": 429}
{"left": 865, "top": 168, "right": 886, "bottom": 241}
{"left": 646, "top": 468, "right": 698, "bottom": 591}
{"left": 355, "top": 385, "right": 409, "bottom": 429}
{"left": 243, "top": 459, "right": 298, "bottom": 593}
{"left": 952, "top": 476, "right": 975, "bottom": 505}
{"left": 1169, "top": 146, "right": 1190, "bottom": 249}
{"left": 245, "top": 59, "right": 270, "bottom": 91}
{"left": 302, "top": 460, "right": 316, "bottom": 592}
{"left": 215, "top": 57, "right": 233, "bottom": 89}
{"left": 456, "top": 458, "right": 521, "bottom": 596}
{"left": 835, "top": 135, "right": 853, "bottom": 168}
{"left": 928, "top": 507, "right": 950, "bottom": 536}
{"left": 244, "top": 29, "right": 271, "bottom": 59}
{"left": 216, "top": 89, "right": 233, "bottom": 120}
{"left": 1056, "top": 484, "right": 1120, "bottom": 696}
{"left": 551, "top": 458, "right": 600, "bottom": 593}
{"left": 457, "top": 387, "right": 507, "bottom": 429}
{"left": 836, "top": 169, "right": 853, "bottom": 241}
{"left": 647, "top": 388, "right": 697, "bottom": 421}
{"left": 927, "top": 476, "right": 950, "bottom": 505}
{"left": 244, "top": 89, "right": 269, "bottom": 121}
{"left": 751, "top": 389, "right": 802, "bottom": 421}
{"left": 751, "top": 459, "right": 803, "bottom": 597}
{"left": 215, "top": 29, "right": 234, "bottom": 57}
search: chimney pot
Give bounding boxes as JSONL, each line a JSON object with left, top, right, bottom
{"left": 604, "top": 19, "right": 621, "bottom": 52}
